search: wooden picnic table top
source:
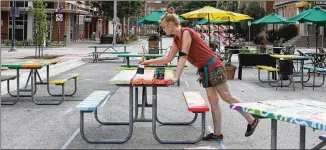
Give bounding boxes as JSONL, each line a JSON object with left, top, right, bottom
{"left": 88, "top": 51, "right": 130, "bottom": 54}
{"left": 2, "top": 59, "right": 61, "bottom": 69}
{"left": 120, "top": 64, "right": 180, "bottom": 68}
{"left": 109, "top": 70, "right": 174, "bottom": 85}
{"left": 230, "top": 99, "right": 326, "bottom": 131}
{"left": 88, "top": 45, "right": 142, "bottom": 48}
{"left": 270, "top": 54, "right": 310, "bottom": 60}
{"left": 117, "top": 53, "right": 179, "bottom": 57}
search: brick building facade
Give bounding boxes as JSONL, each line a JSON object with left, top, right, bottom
{"left": 1, "top": 1, "right": 109, "bottom": 44}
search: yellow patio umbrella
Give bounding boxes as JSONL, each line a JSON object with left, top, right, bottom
{"left": 181, "top": 6, "right": 234, "bottom": 47}
{"left": 181, "top": 6, "right": 231, "bottom": 19}
{"left": 210, "top": 11, "right": 253, "bottom": 22}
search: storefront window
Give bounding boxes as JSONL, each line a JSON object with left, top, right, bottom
{"left": 10, "top": 1, "right": 28, "bottom": 7}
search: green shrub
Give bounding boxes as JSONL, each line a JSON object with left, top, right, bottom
{"left": 278, "top": 24, "right": 298, "bottom": 41}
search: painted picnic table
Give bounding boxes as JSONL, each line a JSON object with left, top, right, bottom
{"left": 230, "top": 99, "right": 326, "bottom": 149}
{"left": 116, "top": 53, "right": 179, "bottom": 68}
{"left": 88, "top": 45, "right": 145, "bottom": 62}
{"left": 270, "top": 55, "right": 311, "bottom": 90}
{"left": 109, "top": 70, "right": 199, "bottom": 143}
{"left": 1, "top": 59, "right": 61, "bottom": 105}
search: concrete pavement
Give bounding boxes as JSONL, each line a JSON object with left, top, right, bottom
{"left": 1, "top": 37, "right": 326, "bottom": 149}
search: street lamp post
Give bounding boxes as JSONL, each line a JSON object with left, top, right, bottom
{"left": 9, "top": 1, "right": 17, "bottom": 52}
{"left": 57, "top": 1, "right": 62, "bottom": 45}
{"left": 248, "top": 21, "right": 251, "bottom": 46}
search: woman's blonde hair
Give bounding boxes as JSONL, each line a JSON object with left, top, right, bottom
{"left": 160, "top": 7, "right": 180, "bottom": 26}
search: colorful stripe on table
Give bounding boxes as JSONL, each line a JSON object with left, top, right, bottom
{"left": 270, "top": 55, "right": 310, "bottom": 60}
{"left": 131, "top": 70, "right": 174, "bottom": 85}
{"left": 109, "top": 70, "right": 137, "bottom": 85}
{"left": 2, "top": 63, "right": 45, "bottom": 69}
{"left": 230, "top": 99, "right": 326, "bottom": 131}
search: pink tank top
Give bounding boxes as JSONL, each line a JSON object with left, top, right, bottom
{"left": 173, "top": 28, "right": 223, "bottom": 71}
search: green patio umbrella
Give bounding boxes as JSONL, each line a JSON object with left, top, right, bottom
{"left": 252, "top": 13, "right": 287, "bottom": 24}
{"left": 137, "top": 10, "right": 184, "bottom": 25}
{"left": 287, "top": 6, "right": 326, "bottom": 90}
{"left": 253, "top": 13, "right": 288, "bottom": 52}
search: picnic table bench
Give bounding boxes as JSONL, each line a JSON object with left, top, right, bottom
{"left": 75, "top": 90, "right": 133, "bottom": 144}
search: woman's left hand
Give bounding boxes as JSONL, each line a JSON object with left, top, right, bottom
{"left": 168, "top": 77, "right": 179, "bottom": 85}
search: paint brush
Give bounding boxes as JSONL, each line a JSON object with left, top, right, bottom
{"left": 136, "top": 51, "right": 145, "bottom": 74}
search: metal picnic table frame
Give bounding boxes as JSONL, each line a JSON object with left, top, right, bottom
{"left": 270, "top": 55, "right": 310, "bottom": 90}
{"left": 1, "top": 59, "right": 76, "bottom": 105}
{"left": 104, "top": 70, "right": 205, "bottom": 144}
{"left": 88, "top": 45, "right": 146, "bottom": 63}
{"left": 116, "top": 53, "right": 179, "bottom": 68}
{"left": 231, "top": 99, "right": 326, "bottom": 149}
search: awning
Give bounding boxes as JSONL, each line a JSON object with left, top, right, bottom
{"left": 295, "top": 2, "right": 309, "bottom": 8}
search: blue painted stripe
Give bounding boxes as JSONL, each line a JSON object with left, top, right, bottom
{"left": 75, "top": 91, "right": 110, "bottom": 111}
{"left": 216, "top": 140, "right": 227, "bottom": 149}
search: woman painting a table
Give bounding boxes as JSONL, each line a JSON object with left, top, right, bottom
{"left": 140, "top": 7, "right": 260, "bottom": 141}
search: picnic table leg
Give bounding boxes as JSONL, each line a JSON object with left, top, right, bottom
{"left": 299, "top": 126, "right": 306, "bottom": 149}
{"left": 31, "top": 69, "right": 35, "bottom": 103}
{"left": 141, "top": 87, "right": 146, "bottom": 119}
{"left": 127, "top": 57, "right": 130, "bottom": 68}
{"left": 133, "top": 86, "right": 152, "bottom": 122}
{"left": 301, "top": 60, "right": 304, "bottom": 90}
{"left": 123, "top": 46, "right": 127, "bottom": 63}
{"left": 238, "top": 65, "right": 242, "bottom": 80}
{"left": 271, "top": 119, "right": 277, "bottom": 149}
{"left": 134, "top": 87, "right": 139, "bottom": 119}
{"left": 312, "top": 140, "right": 326, "bottom": 149}
{"left": 152, "top": 86, "right": 205, "bottom": 144}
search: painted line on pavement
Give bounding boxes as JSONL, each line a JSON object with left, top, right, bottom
{"left": 60, "top": 128, "right": 80, "bottom": 149}
{"left": 184, "top": 80, "right": 189, "bottom": 88}
{"left": 64, "top": 107, "right": 74, "bottom": 115}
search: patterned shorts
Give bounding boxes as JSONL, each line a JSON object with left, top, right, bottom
{"left": 197, "top": 66, "right": 227, "bottom": 88}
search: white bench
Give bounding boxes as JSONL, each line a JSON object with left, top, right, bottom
{"left": 152, "top": 91, "right": 209, "bottom": 144}
{"left": 75, "top": 90, "right": 132, "bottom": 144}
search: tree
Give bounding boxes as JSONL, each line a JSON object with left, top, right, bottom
{"left": 32, "top": 0, "right": 47, "bottom": 58}
{"left": 91, "top": 1, "right": 144, "bottom": 20}
{"left": 168, "top": 1, "right": 218, "bottom": 14}
{"left": 234, "top": 2, "right": 266, "bottom": 40}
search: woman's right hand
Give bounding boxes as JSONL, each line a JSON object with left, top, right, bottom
{"left": 139, "top": 60, "right": 150, "bottom": 65}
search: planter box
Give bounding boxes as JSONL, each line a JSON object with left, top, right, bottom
{"left": 237, "top": 54, "right": 276, "bottom": 80}
{"left": 149, "top": 41, "right": 159, "bottom": 48}
{"left": 238, "top": 54, "right": 276, "bottom": 66}
{"left": 100, "top": 36, "right": 113, "bottom": 44}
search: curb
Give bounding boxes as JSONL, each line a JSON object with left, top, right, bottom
{"left": 1, "top": 58, "right": 85, "bottom": 96}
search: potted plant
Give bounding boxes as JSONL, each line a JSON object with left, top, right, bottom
{"left": 224, "top": 60, "right": 237, "bottom": 80}
{"left": 237, "top": 47, "right": 277, "bottom": 80}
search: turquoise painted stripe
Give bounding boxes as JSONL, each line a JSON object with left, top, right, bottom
{"left": 75, "top": 91, "right": 111, "bottom": 111}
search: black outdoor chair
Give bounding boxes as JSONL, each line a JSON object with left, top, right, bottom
{"left": 276, "top": 59, "right": 295, "bottom": 91}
